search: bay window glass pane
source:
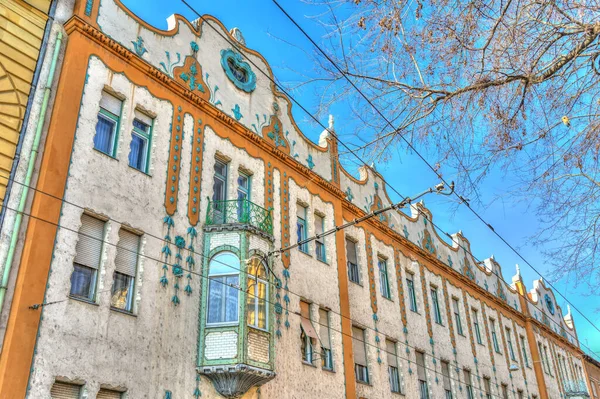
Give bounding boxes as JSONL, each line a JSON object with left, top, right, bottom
{"left": 257, "top": 281, "right": 267, "bottom": 329}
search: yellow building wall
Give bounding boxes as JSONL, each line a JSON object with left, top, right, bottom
{"left": 0, "top": 0, "right": 50, "bottom": 206}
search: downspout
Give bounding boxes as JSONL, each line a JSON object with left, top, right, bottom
{"left": 0, "top": 30, "right": 63, "bottom": 311}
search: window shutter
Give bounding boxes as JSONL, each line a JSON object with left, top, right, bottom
{"left": 346, "top": 238, "right": 357, "bottom": 264}
{"left": 134, "top": 109, "right": 152, "bottom": 126}
{"left": 300, "top": 301, "right": 317, "bottom": 338}
{"left": 352, "top": 326, "right": 367, "bottom": 366}
{"left": 318, "top": 308, "right": 330, "bottom": 349}
{"left": 442, "top": 361, "right": 451, "bottom": 390}
{"left": 297, "top": 204, "right": 306, "bottom": 219}
{"left": 100, "top": 91, "right": 122, "bottom": 116}
{"left": 97, "top": 389, "right": 122, "bottom": 399}
{"left": 315, "top": 215, "right": 324, "bottom": 235}
{"left": 50, "top": 382, "right": 81, "bottom": 399}
{"left": 464, "top": 369, "right": 472, "bottom": 386}
{"left": 74, "top": 214, "right": 105, "bottom": 269}
{"left": 114, "top": 229, "right": 140, "bottom": 277}
{"left": 416, "top": 351, "right": 426, "bottom": 380}
{"left": 386, "top": 340, "right": 396, "bottom": 367}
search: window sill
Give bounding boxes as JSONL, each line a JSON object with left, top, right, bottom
{"left": 435, "top": 321, "right": 444, "bottom": 327}
{"left": 409, "top": 309, "right": 420, "bottom": 315}
{"left": 128, "top": 165, "right": 152, "bottom": 177}
{"left": 206, "top": 322, "right": 239, "bottom": 328}
{"left": 69, "top": 295, "right": 99, "bottom": 306}
{"left": 93, "top": 148, "right": 118, "bottom": 160}
{"left": 302, "top": 361, "right": 317, "bottom": 368}
{"left": 322, "top": 367, "right": 335, "bottom": 374}
{"left": 391, "top": 390, "right": 405, "bottom": 396}
{"left": 110, "top": 306, "right": 137, "bottom": 317}
{"left": 457, "top": 332, "right": 466, "bottom": 337}
{"left": 349, "top": 280, "right": 363, "bottom": 287}
{"left": 316, "top": 257, "right": 328, "bottom": 265}
{"left": 382, "top": 295, "right": 394, "bottom": 302}
{"left": 356, "top": 380, "right": 371, "bottom": 386}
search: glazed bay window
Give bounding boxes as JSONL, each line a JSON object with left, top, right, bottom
{"left": 128, "top": 110, "right": 152, "bottom": 173}
{"left": 386, "top": 340, "right": 401, "bottom": 393}
{"left": 296, "top": 204, "right": 308, "bottom": 253}
{"left": 483, "top": 376, "right": 492, "bottom": 399}
{"left": 441, "top": 360, "right": 452, "bottom": 399}
{"left": 416, "top": 351, "right": 429, "bottom": 399}
{"left": 506, "top": 327, "right": 517, "bottom": 361}
{"left": 70, "top": 214, "right": 105, "bottom": 301}
{"left": 464, "top": 369, "right": 474, "bottom": 399}
{"left": 207, "top": 252, "right": 239, "bottom": 325}
{"left": 431, "top": 286, "right": 443, "bottom": 324}
{"left": 247, "top": 257, "right": 268, "bottom": 330}
{"left": 452, "top": 297, "right": 463, "bottom": 335}
{"left": 378, "top": 257, "right": 391, "bottom": 299}
{"left": 346, "top": 238, "right": 360, "bottom": 284}
{"left": 315, "top": 214, "right": 326, "bottom": 262}
{"left": 319, "top": 308, "right": 333, "bottom": 370}
{"left": 490, "top": 318, "right": 501, "bottom": 353}
{"left": 352, "top": 326, "right": 369, "bottom": 383}
{"left": 110, "top": 228, "right": 140, "bottom": 312}
{"left": 94, "top": 90, "right": 121, "bottom": 156}
{"left": 406, "top": 273, "right": 418, "bottom": 312}
{"left": 473, "top": 309, "right": 483, "bottom": 344}
{"left": 300, "top": 300, "right": 317, "bottom": 364}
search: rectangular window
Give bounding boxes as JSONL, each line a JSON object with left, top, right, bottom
{"left": 97, "top": 389, "right": 124, "bottom": 399}
{"left": 483, "top": 376, "right": 492, "bottom": 399}
{"left": 441, "top": 360, "right": 452, "bottom": 399}
{"left": 491, "top": 319, "right": 501, "bottom": 353}
{"left": 591, "top": 381, "right": 597, "bottom": 398}
{"left": 297, "top": 204, "right": 308, "bottom": 253}
{"left": 212, "top": 159, "right": 228, "bottom": 223}
{"left": 544, "top": 345, "right": 552, "bottom": 376}
{"left": 473, "top": 309, "right": 482, "bottom": 344}
{"left": 71, "top": 214, "right": 105, "bottom": 301}
{"left": 518, "top": 389, "right": 524, "bottom": 399}
{"left": 520, "top": 335, "right": 529, "bottom": 367}
{"left": 464, "top": 369, "right": 474, "bottom": 399}
{"left": 346, "top": 238, "right": 360, "bottom": 284}
{"left": 300, "top": 301, "right": 317, "bottom": 365}
{"left": 51, "top": 381, "right": 82, "bottom": 398}
{"left": 319, "top": 308, "right": 333, "bottom": 370}
{"left": 352, "top": 326, "right": 369, "bottom": 383}
{"left": 236, "top": 172, "right": 250, "bottom": 222}
{"left": 452, "top": 298, "right": 463, "bottom": 335}
{"left": 94, "top": 91, "right": 122, "bottom": 156}
{"left": 431, "top": 287, "right": 443, "bottom": 324}
{"left": 506, "top": 327, "right": 516, "bottom": 361}
{"left": 379, "top": 257, "right": 391, "bottom": 299}
{"left": 315, "top": 214, "right": 326, "bottom": 262}
{"left": 501, "top": 383, "right": 509, "bottom": 399}
{"left": 538, "top": 343, "right": 546, "bottom": 373}
{"left": 406, "top": 273, "right": 418, "bottom": 312}
{"left": 111, "top": 229, "right": 140, "bottom": 312}
{"left": 416, "top": 351, "right": 429, "bottom": 399}
{"left": 128, "top": 110, "right": 152, "bottom": 173}
{"left": 386, "top": 340, "right": 401, "bottom": 393}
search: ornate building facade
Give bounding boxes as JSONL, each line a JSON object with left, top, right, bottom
{"left": 0, "top": 0, "right": 596, "bottom": 398}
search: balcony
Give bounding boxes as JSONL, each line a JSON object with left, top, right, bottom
{"left": 206, "top": 199, "right": 273, "bottom": 236}
{"left": 564, "top": 379, "right": 590, "bottom": 398}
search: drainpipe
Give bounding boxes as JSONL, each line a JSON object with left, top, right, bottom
{"left": 0, "top": 30, "right": 63, "bottom": 311}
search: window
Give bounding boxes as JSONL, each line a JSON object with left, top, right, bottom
{"left": 346, "top": 238, "right": 360, "bottom": 284}
{"left": 128, "top": 110, "right": 152, "bottom": 172}
{"left": 464, "top": 369, "right": 474, "bottom": 399}
{"left": 207, "top": 252, "right": 239, "bottom": 325}
{"left": 319, "top": 308, "right": 333, "bottom": 370}
{"left": 501, "top": 383, "right": 509, "bottom": 399}
{"left": 483, "top": 376, "right": 492, "bottom": 399}
{"left": 543, "top": 345, "right": 552, "bottom": 376}
{"left": 386, "top": 340, "right": 401, "bottom": 393}
{"left": 97, "top": 389, "right": 123, "bottom": 399}
{"left": 297, "top": 204, "right": 308, "bottom": 253}
{"left": 406, "top": 273, "right": 418, "bottom": 312}
{"left": 520, "top": 335, "right": 529, "bottom": 367}
{"left": 212, "top": 159, "right": 228, "bottom": 223}
{"left": 70, "top": 214, "right": 105, "bottom": 301}
{"left": 300, "top": 300, "right": 316, "bottom": 364}
{"left": 538, "top": 343, "right": 546, "bottom": 373}
{"left": 518, "top": 389, "right": 524, "bottom": 399}
{"left": 431, "top": 286, "right": 443, "bottom": 324}
{"left": 315, "top": 214, "right": 326, "bottom": 262}
{"left": 110, "top": 228, "right": 140, "bottom": 312}
{"left": 50, "top": 381, "right": 81, "bottom": 399}
{"left": 94, "top": 91, "right": 121, "bottom": 156}
{"left": 591, "top": 381, "right": 598, "bottom": 398}
{"left": 416, "top": 351, "right": 429, "bottom": 399}
{"left": 506, "top": 327, "right": 516, "bottom": 361}
{"left": 352, "top": 326, "right": 368, "bottom": 383}
{"left": 247, "top": 257, "right": 268, "bottom": 330}
{"left": 441, "top": 360, "right": 452, "bottom": 399}
{"left": 452, "top": 298, "right": 463, "bottom": 335}
{"left": 379, "top": 257, "right": 391, "bottom": 299}
{"left": 490, "top": 319, "right": 501, "bottom": 353}
{"left": 236, "top": 172, "right": 250, "bottom": 222}
{"left": 472, "top": 309, "right": 482, "bottom": 344}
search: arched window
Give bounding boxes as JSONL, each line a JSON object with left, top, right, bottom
{"left": 247, "top": 257, "right": 268, "bottom": 329}
{"left": 207, "top": 252, "right": 240, "bottom": 325}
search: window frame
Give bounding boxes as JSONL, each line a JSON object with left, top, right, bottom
{"left": 378, "top": 257, "right": 391, "bottom": 299}
{"left": 206, "top": 252, "right": 240, "bottom": 327}
{"left": 406, "top": 272, "right": 418, "bottom": 312}
{"left": 473, "top": 308, "right": 483, "bottom": 344}
{"left": 70, "top": 214, "right": 106, "bottom": 303}
{"left": 431, "top": 286, "right": 443, "bottom": 324}
{"left": 315, "top": 213, "right": 326, "bottom": 263}
{"left": 353, "top": 326, "right": 369, "bottom": 384}
{"left": 128, "top": 114, "right": 153, "bottom": 173}
{"left": 296, "top": 204, "right": 309, "bottom": 254}
{"left": 346, "top": 238, "right": 360, "bottom": 284}
{"left": 386, "top": 339, "right": 402, "bottom": 393}
{"left": 236, "top": 171, "right": 251, "bottom": 222}
{"left": 452, "top": 297, "right": 463, "bottom": 336}
{"left": 464, "top": 369, "right": 474, "bottom": 399}
{"left": 94, "top": 107, "right": 121, "bottom": 157}
{"left": 506, "top": 327, "right": 517, "bottom": 362}
{"left": 319, "top": 308, "right": 333, "bottom": 370}
{"left": 491, "top": 318, "right": 501, "bottom": 353}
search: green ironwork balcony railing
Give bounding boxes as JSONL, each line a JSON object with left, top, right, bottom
{"left": 206, "top": 199, "right": 273, "bottom": 236}
{"left": 564, "top": 379, "right": 590, "bottom": 397}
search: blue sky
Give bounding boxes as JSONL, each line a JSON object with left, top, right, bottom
{"left": 122, "top": 0, "right": 600, "bottom": 356}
